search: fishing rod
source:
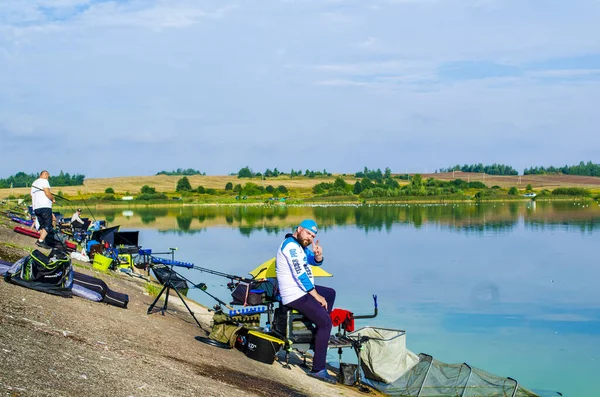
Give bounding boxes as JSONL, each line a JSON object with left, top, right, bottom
{"left": 77, "top": 191, "right": 97, "bottom": 222}
{"left": 31, "top": 185, "right": 71, "bottom": 202}
{"left": 141, "top": 250, "right": 256, "bottom": 285}
{"left": 31, "top": 184, "right": 99, "bottom": 224}
{"left": 145, "top": 254, "right": 236, "bottom": 311}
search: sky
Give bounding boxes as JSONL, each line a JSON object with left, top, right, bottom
{"left": 1, "top": 0, "right": 599, "bottom": 178}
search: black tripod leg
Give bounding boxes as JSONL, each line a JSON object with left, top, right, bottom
{"left": 171, "top": 283, "right": 203, "bottom": 328}
{"left": 162, "top": 284, "right": 170, "bottom": 314}
{"left": 147, "top": 283, "right": 169, "bottom": 315}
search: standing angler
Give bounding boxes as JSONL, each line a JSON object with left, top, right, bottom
{"left": 30, "top": 170, "right": 55, "bottom": 249}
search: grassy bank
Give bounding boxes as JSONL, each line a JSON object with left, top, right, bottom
{"left": 2, "top": 173, "right": 599, "bottom": 207}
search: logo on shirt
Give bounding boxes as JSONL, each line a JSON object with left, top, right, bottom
{"left": 290, "top": 249, "right": 297, "bottom": 258}
{"left": 292, "top": 259, "right": 301, "bottom": 273}
{"left": 304, "top": 265, "right": 312, "bottom": 277}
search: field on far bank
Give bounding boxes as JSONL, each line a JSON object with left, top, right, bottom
{"left": 1, "top": 173, "right": 600, "bottom": 199}
{"left": 425, "top": 172, "right": 600, "bottom": 189}
{"left": 0, "top": 174, "right": 359, "bottom": 198}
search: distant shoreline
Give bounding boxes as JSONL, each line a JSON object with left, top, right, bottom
{"left": 46, "top": 195, "right": 596, "bottom": 211}
{"left": 2, "top": 173, "right": 598, "bottom": 205}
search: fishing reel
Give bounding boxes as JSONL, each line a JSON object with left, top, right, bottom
{"left": 226, "top": 281, "right": 237, "bottom": 291}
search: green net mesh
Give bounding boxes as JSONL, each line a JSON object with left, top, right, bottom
{"left": 349, "top": 327, "right": 544, "bottom": 397}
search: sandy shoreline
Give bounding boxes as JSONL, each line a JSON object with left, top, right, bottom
{"left": 0, "top": 215, "right": 379, "bottom": 397}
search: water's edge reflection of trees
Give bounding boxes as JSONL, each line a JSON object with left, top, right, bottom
{"left": 96, "top": 202, "right": 600, "bottom": 236}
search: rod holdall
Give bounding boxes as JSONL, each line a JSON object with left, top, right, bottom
{"left": 21, "top": 249, "right": 71, "bottom": 284}
{"left": 4, "top": 249, "right": 73, "bottom": 297}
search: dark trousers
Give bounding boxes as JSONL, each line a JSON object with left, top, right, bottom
{"left": 34, "top": 208, "right": 53, "bottom": 233}
{"left": 286, "top": 285, "right": 336, "bottom": 372}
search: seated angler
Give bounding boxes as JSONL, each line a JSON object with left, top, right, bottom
{"left": 71, "top": 208, "right": 85, "bottom": 229}
{"left": 275, "top": 219, "right": 337, "bottom": 384}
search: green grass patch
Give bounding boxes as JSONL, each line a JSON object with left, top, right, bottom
{"left": 1, "top": 242, "right": 26, "bottom": 250}
{"left": 145, "top": 282, "right": 162, "bottom": 297}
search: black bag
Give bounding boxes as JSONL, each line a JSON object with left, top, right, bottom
{"left": 73, "top": 272, "right": 129, "bottom": 309}
{"left": 46, "top": 228, "right": 70, "bottom": 250}
{"left": 150, "top": 265, "right": 189, "bottom": 290}
{"left": 251, "top": 279, "right": 278, "bottom": 301}
{"left": 231, "top": 279, "right": 278, "bottom": 306}
{"left": 4, "top": 249, "right": 73, "bottom": 297}
{"left": 340, "top": 363, "right": 359, "bottom": 386}
{"left": 21, "top": 249, "right": 71, "bottom": 284}
{"left": 231, "top": 282, "right": 263, "bottom": 306}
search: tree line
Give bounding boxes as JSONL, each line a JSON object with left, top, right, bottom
{"left": 313, "top": 172, "right": 490, "bottom": 199}
{"left": 0, "top": 171, "right": 85, "bottom": 188}
{"left": 156, "top": 168, "right": 206, "bottom": 176}
{"left": 524, "top": 161, "right": 600, "bottom": 176}
{"left": 174, "top": 176, "right": 289, "bottom": 197}
{"left": 438, "top": 163, "right": 519, "bottom": 175}
{"left": 236, "top": 166, "right": 332, "bottom": 178}
{"left": 237, "top": 162, "right": 600, "bottom": 178}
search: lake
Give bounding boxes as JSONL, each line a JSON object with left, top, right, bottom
{"left": 94, "top": 200, "right": 600, "bottom": 396}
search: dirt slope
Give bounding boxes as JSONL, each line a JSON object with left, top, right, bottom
{"left": 0, "top": 218, "right": 376, "bottom": 397}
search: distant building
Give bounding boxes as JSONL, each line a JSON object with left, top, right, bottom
{"left": 122, "top": 196, "right": 134, "bottom": 201}
{"left": 523, "top": 193, "right": 537, "bottom": 198}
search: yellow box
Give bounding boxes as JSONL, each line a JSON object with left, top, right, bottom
{"left": 117, "top": 254, "right": 133, "bottom": 268}
{"left": 92, "top": 253, "right": 113, "bottom": 271}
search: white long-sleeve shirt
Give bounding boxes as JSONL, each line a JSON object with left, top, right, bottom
{"left": 276, "top": 233, "right": 324, "bottom": 305}
{"left": 71, "top": 212, "right": 84, "bottom": 224}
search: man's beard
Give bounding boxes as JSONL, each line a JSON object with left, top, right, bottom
{"left": 300, "top": 238, "right": 311, "bottom": 248}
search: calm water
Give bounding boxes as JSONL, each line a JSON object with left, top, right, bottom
{"left": 95, "top": 201, "right": 600, "bottom": 396}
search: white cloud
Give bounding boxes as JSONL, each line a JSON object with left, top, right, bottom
{"left": 526, "top": 69, "right": 600, "bottom": 78}
{"left": 315, "top": 79, "right": 376, "bottom": 88}
{"left": 0, "top": 0, "right": 599, "bottom": 177}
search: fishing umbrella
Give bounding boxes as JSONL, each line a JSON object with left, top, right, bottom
{"left": 90, "top": 225, "right": 120, "bottom": 245}
{"left": 249, "top": 257, "right": 333, "bottom": 279}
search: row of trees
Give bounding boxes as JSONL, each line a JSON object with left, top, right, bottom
{"left": 28, "top": 177, "right": 595, "bottom": 203}
{"left": 156, "top": 168, "right": 205, "bottom": 176}
{"left": 355, "top": 167, "right": 393, "bottom": 181}
{"left": 175, "top": 177, "right": 288, "bottom": 197}
{"left": 524, "top": 161, "right": 600, "bottom": 176}
{"left": 0, "top": 171, "right": 85, "bottom": 188}
{"left": 236, "top": 166, "right": 332, "bottom": 178}
{"left": 313, "top": 174, "right": 595, "bottom": 200}
{"left": 237, "top": 162, "right": 599, "bottom": 178}
{"left": 313, "top": 174, "right": 493, "bottom": 198}
{"left": 438, "top": 163, "right": 519, "bottom": 175}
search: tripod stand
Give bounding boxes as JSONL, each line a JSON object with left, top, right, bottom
{"left": 146, "top": 248, "right": 203, "bottom": 328}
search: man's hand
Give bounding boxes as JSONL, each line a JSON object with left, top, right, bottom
{"left": 312, "top": 240, "right": 323, "bottom": 259}
{"left": 310, "top": 290, "right": 328, "bottom": 310}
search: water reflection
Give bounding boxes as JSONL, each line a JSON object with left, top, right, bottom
{"left": 125, "top": 202, "right": 599, "bottom": 396}
{"left": 95, "top": 201, "right": 600, "bottom": 235}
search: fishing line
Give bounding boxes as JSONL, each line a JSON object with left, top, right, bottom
{"left": 32, "top": 184, "right": 98, "bottom": 232}
{"left": 77, "top": 192, "right": 97, "bottom": 223}
{"left": 31, "top": 185, "right": 71, "bottom": 202}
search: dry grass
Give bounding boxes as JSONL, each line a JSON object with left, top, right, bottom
{"left": 421, "top": 172, "right": 600, "bottom": 190}
{"left": 0, "top": 174, "right": 359, "bottom": 198}
{"left": 1, "top": 173, "right": 599, "bottom": 199}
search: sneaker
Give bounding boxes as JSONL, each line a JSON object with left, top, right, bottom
{"left": 35, "top": 240, "right": 52, "bottom": 249}
{"left": 308, "top": 369, "right": 337, "bottom": 384}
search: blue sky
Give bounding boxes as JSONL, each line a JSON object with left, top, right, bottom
{"left": 1, "top": 0, "right": 599, "bottom": 178}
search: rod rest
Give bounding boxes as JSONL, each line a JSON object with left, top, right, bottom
{"left": 149, "top": 257, "right": 194, "bottom": 268}
{"left": 228, "top": 306, "right": 267, "bottom": 316}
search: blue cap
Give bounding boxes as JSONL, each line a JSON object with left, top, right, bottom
{"left": 298, "top": 219, "right": 318, "bottom": 234}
